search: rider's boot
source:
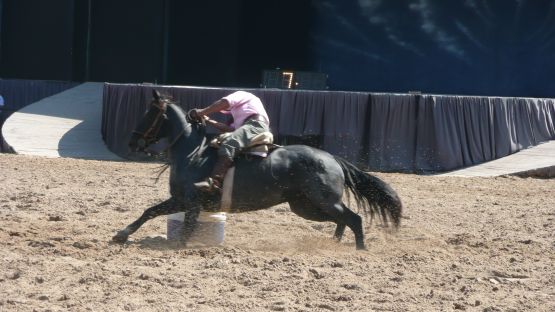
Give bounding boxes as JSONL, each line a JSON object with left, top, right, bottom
{"left": 194, "top": 155, "right": 233, "bottom": 193}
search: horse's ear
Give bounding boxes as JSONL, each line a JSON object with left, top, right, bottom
{"left": 152, "top": 89, "right": 161, "bottom": 101}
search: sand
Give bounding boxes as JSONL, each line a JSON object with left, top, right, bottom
{"left": 0, "top": 153, "right": 553, "bottom": 311}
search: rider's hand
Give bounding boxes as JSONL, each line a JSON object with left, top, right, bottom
{"left": 189, "top": 109, "right": 202, "bottom": 122}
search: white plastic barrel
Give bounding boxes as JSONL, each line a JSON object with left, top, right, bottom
{"left": 167, "top": 212, "right": 227, "bottom": 246}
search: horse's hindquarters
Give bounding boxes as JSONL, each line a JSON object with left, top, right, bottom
{"left": 227, "top": 157, "right": 288, "bottom": 212}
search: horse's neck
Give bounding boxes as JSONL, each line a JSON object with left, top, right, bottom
{"left": 164, "top": 105, "right": 213, "bottom": 169}
{"left": 167, "top": 133, "right": 216, "bottom": 182}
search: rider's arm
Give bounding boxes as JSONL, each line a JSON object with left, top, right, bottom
{"left": 196, "top": 99, "right": 230, "bottom": 116}
{"left": 205, "top": 117, "right": 234, "bottom": 133}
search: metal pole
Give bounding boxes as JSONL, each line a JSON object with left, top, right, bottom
{"left": 161, "top": 0, "right": 170, "bottom": 84}
{"left": 84, "top": 0, "right": 92, "bottom": 81}
{"left": 0, "top": 0, "right": 4, "bottom": 73}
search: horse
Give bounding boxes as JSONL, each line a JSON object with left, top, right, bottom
{"left": 112, "top": 90, "right": 403, "bottom": 250}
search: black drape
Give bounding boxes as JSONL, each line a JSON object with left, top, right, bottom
{"left": 102, "top": 83, "right": 555, "bottom": 172}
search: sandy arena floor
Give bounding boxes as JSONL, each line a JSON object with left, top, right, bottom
{"left": 0, "top": 154, "right": 553, "bottom": 311}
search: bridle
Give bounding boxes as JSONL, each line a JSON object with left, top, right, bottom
{"left": 133, "top": 100, "right": 168, "bottom": 149}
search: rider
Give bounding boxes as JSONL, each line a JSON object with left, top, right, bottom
{"left": 190, "top": 91, "right": 270, "bottom": 193}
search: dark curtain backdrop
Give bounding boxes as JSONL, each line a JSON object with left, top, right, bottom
{"left": 167, "top": 1, "right": 241, "bottom": 87}
{"left": 102, "top": 84, "right": 555, "bottom": 172}
{"left": 0, "top": 0, "right": 75, "bottom": 81}
{"left": 88, "top": 0, "right": 165, "bottom": 83}
{"left": 2, "top": 1, "right": 555, "bottom": 98}
{"left": 235, "top": 0, "right": 315, "bottom": 88}
{"left": 0, "top": 0, "right": 314, "bottom": 88}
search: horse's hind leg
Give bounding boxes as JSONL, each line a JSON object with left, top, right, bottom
{"left": 288, "top": 195, "right": 365, "bottom": 250}
{"left": 288, "top": 197, "right": 340, "bottom": 238}
{"left": 112, "top": 198, "right": 185, "bottom": 243}
{"left": 324, "top": 203, "right": 365, "bottom": 250}
{"left": 334, "top": 223, "right": 346, "bottom": 241}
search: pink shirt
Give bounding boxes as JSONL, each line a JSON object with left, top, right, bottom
{"left": 221, "top": 91, "right": 269, "bottom": 129}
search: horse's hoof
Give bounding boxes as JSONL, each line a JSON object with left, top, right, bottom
{"left": 356, "top": 245, "right": 368, "bottom": 251}
{"left": 112, "top": 232, "right": 128, "bottom": 244}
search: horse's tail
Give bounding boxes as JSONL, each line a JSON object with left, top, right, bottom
{"left": 334, "top": 156, "right": 403, "bottom": 228}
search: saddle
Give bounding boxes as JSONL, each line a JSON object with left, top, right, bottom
{"left": 210, "top": 131, "right": 277, "bottom": 212}
{"left": 210, "top": 131, "right": 276, "bottom": 157}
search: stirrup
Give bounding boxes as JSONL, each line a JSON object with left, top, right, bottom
{"left": 194, "top": 177, "right": 221, "bottom": 193}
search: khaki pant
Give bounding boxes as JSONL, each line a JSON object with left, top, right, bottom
{"left": 219, "top": 118, "right": 270, "bottom": 159}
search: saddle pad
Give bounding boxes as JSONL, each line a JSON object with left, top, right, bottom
{"left": 220, "top": 167, "right": 235, "bottom": 213}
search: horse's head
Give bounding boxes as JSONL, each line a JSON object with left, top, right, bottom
{"left": 128, "top": 90, "right": 171, "bottom": 153}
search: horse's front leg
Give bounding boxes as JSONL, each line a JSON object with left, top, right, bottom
{"left": 180, "top": 205, "right": 201, "bottom": 242}
{"left": 112, "top": 198, "right": 181, "bottom": 243}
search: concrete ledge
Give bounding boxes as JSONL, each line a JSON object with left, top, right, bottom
{"left": 2, "top": 82, "right": 121, "bottom": 161}
{"left": 440, "top": 140, "right": 555, "bottom": 178}
{"left": 511, "top": 165, "right": 555, "bottom": 179}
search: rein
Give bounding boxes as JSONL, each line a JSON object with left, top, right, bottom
{"left": 133, "top": 100, "right": 168, "bottom": 148}
{"left": 133, "top": 98, "right": 210, "bottom": 182}
{"left": 185, "top": 120, "right": 208, "bottom": 164}
{"left": 153, "top": 121, "right": 206, "bottom": 183}
{"left": 134, "top": 100, "right": 195, "bottom": 154}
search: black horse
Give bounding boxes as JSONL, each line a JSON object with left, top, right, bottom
{"left": 112, "top": 90, "right": 403, "bottom": 250}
